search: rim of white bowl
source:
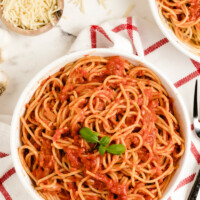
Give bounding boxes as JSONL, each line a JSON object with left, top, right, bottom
{"left": 11, "top": 48, "right": 191, "bottom": 200}
{"left": 148, "top": 0, "right": 200, "bottom": 63}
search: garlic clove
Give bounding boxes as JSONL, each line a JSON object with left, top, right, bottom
{"left": 0, "top": 71, "right": 9, "bottom": 96}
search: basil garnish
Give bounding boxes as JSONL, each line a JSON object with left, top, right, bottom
{"left": 80, "top": 127, "right": 99, "bottom": 143}
{"left": 106, "top": 144, "right": 125, "bottom": 155}
{"left": 79, "top": 127, "right": 125, "bottom": 156}
{"left": 99, "top": 136, "right": 110, "bottom": 146}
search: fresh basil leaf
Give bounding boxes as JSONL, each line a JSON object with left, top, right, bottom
{"left": 80, "top": 127, "right": 99, "bottom": 143}
{"left": 99, "top": 145, "right": 106, "bottom": 155}
{"left": 99, "top": 136, "right": 110, "bottom": 147}
{"left": 106, "top": 144, "right": 125, "bottom": 155}
{"left": 93, "top": 131, "right": 99, "bottom": 137}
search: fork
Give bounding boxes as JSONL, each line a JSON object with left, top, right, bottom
{"left": 187, "top": 80, "right": 200, "bottom": 200}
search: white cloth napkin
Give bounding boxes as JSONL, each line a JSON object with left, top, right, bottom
{"left": 0, "top": 17, "right": 200, "bottom": 200}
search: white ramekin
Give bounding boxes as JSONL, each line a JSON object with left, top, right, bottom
{"left": 11, "top": 48, "right": 191, "bottom": 200}
{"left": 148, "top": 0, "right": 200, "bottom": 63}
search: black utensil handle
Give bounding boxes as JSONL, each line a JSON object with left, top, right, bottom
{"left": 188, "top": 169, "right": 200, "bottom": 200}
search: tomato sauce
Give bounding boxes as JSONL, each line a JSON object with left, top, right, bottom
{"left": 141, "top": 88, "right": 158, "bottom": 147}
{"left": 59, "top": 84, "right": 74, "bottom": 102}
{"left": 137, "top": 69, "right": 145, "bottom": 76}
{"left": 64, "top": 147, "right": 101, "bottom": 172}
{"left": 74, "top": 68, "right": 90, "bottom": 80}
{"left": 189, "top": 0, "right": 200, "bottom": 21}
{"left": 38, "top": 140, "right": 54, "bottom": 170}
{"left": 32, "top": 140, "right": 54, "bottom": 180}
{"left": 75, "top": 85, "right": 95, "bottom": 94}
{"left": 146, "top": 197, "right": 154, "bottom": 200}
{"left": 73, "top": 135, "right": 84, "bottom": 147}
{"left": 93, "top": 180, "right": 105, "bottom": 190}
{"left": 64, "top": 148, "right": 83, "bottom": 168}
{"left": 137, "top": 147, "right": 150, "bottom": 162}
{"left": 32, "top": 167, "right": 46, "bottom": 180}
{"left": 66, "top": 182, "right": 77, "bottom": 198}
{"left": 81, "top": 155, "right": 99, "bottom": 172}
{"left": 64, "top": 147, "right": 127, "bottom": 198}
{"left": 125, "top": 116, "right": 136, "bottom": 126}
{"left": 53, "top": 127, "right": 69, "bottom": 141}
{"left": 143, "top": 128, "right": 157, "bottom": 146}
{"left": 93, "top": 173, "right": 127, "bottom": 200}
{"left": 137, "top": 96, "right": 143, "bottom": 106}
{"left": 106, "top": 56, "right": 125, "bottom": 76}
{"left": 125, "top": 134, "right": 140, "bottom": 149}
{"left": 141, "top": 106, "right": 155, "bottom": 125}
{"left": 151, "top": 166, "right": 163, "bottom": 177}
{"left": 85, "top": 197, "right": 100, "bottom": 200}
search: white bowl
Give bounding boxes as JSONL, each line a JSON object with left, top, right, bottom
{"left": 148, "top": 0, "right": 200, "bottom": 63}
{"left": 11, "top": 48, "right": 191, "bottom": 200}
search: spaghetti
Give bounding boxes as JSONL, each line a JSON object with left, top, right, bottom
{"left": 157, "top": 0, "right": 200, "bottom": 50}
{"left": 19, "top": 56, "right": 185, "bottom": 200}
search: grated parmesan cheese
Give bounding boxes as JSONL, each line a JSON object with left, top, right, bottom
{"left": 98, "top": 0, "right": 107, "bottom": 9}
{"left": 123, "top": 4, "right": 134, "bottom": 17}
{"left": 107, "top": 9, "right": 112, "bottom": 16}
{"left": 69, "top": 0, "right": 108, "bottom": 13}
{"left": 0, "top": 0, "right": 59, "bottom": 30}
{"left": 69, "top": 0, "right": 85, "bottom": 13}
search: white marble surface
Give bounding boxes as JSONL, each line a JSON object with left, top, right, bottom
{"left": 0, "top": 0, "right": 154, "bottom": 115}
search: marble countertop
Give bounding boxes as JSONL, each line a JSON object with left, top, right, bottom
{"left": 0, "top": 0, "right": 155, "bottom": 115}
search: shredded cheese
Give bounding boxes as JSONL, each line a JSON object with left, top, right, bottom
{"left": 98, "top": 0, "right": 107, "bottom": 9}
{"left": 80, "top": 0, "right": 85, "bottom": 13}
{"left": 107, "top": 9, "right": 112, "bottom": 16}
{"left": 69, "top": 0, "right": 85, "bottom": 13}
{"left": 0, "top": 0, "right": 59, "bottom": 30}
{"left": 69, "top": 0, "right": 108, "bottom": 13}
{"left": 123, "top": 4, "right": 134, "bottom": 17}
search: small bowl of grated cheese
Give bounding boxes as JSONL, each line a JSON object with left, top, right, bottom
{"left": 0, "top": 0, "right": 64, "bottom": 36}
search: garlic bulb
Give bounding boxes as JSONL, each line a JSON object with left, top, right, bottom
{"left": 0, "top": 71, "right": 9, "bottom": 95}
{"left": 0, "top": 29, "right": 11, "bottom": 63}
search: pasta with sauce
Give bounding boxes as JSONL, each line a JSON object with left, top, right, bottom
{"left": 157, "top": 0, "right": 200, "bottom": 50}
{"left": 19, "top": 56, "right": 185, "bottom": 200}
